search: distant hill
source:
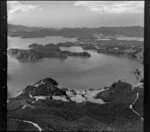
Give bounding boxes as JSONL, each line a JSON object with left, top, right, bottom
{"left": 8, "top": 24, "right": 144, "bottom": 38}
{"left": 8, "top": 24, "right": 47, "bottom": 32}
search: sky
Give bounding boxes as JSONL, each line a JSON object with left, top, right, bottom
{"left": 7, "top": 1, "right": 144, "bottom": 28}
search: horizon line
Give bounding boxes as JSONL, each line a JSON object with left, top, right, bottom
{"left": 8, "top": 23, "right": 144, "bottom": 29}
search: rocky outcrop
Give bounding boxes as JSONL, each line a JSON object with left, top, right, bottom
{"left": 7, "top": 77, "right": 143, "bottom": 131}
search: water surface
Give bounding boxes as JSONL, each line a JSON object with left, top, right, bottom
{"left": 8, "top": 37, "right": 143, "bottom": 97}
{"left": 8, "top": 36, "right": 77, "bottom": 49}
{"left": 115, "top": 35, "right": 144, "bottom": 41}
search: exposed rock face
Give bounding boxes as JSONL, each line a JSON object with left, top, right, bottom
{"left": 7, "top": 77, "right": 143, "bottom": 131}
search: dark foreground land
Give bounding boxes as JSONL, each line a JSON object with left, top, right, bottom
{"left": 7, "top": 75, "right": 143, "bottom": 131}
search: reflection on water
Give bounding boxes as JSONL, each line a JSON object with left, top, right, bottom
{"left": 60, "top": 46, "right": 84, "bottom": 53}
{"left": 8, "top": 37, "right": 143, "bottom": 98}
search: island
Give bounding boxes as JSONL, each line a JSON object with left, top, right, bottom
{"left": 8, "top": 24, "right": 144, "bottom": 63}
{"left": 57, "top": 40, "right": 143, "bottom": 62}
{"left": 8, "top": 43, "right": 91, "bottom": 62}
{"left": 7, "top": 73, "right": 143, "bottom": 131}
{"left": 8, "top": 38, "right": 143, "bottom": 63}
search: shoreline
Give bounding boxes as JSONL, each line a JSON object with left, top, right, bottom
{"left": 8, "top": 44, "right": 143, "bottom": 64}
{"left": 7, "top": 65, "right": 143, "bottom": 100}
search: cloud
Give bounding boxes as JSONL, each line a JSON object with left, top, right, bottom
{"left": 74, "top": 1, "right": 144, "bottom": 14}
{"left": 7, "top": 1, "right": 42, "bottom": 14}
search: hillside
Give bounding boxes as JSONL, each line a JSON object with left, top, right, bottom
{"left": 8, "top": 24, "right": 144, "bottom": 38}
{"left": 7, "top": 77, "right": 143, "bottom": 131}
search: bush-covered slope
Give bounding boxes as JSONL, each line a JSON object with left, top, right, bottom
{"left": 7, "top": 77, "right": 143, "bottom": 131}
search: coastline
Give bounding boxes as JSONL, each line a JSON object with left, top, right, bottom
{"left": 7, "top": 65, "right": 143, "bottom": 101}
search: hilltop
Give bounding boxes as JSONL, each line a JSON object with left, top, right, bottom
{"left": 7, "top": 76, "right": 143, "bottom": 131}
